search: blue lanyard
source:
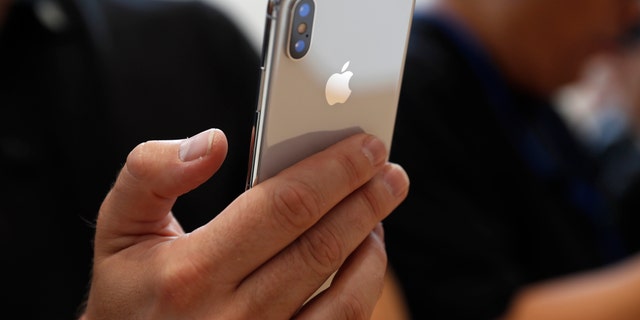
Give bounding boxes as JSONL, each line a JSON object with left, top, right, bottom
{"left": 421, "top": 13, "right": 627, "bottom": 263}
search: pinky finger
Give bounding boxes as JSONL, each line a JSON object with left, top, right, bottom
{"left": 296, "top": 224, "right": 387, "bottom": 320}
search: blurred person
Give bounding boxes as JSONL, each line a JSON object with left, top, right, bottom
{"left": 557, "top": 46, "right": 640, "bottom": 148}
{"left": 375, "top": 0, "right": 640, "bottom": 319}
{"left": 1, "top": 0, "right": 411, "bottom": 318}
{"left": 557, "top": 41, "right": 640, "bottom": 198}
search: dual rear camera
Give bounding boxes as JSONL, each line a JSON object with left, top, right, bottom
{"left": 289, "top": 0, "right": 315, "bottom": 59}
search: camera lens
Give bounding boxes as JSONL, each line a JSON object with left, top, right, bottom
{"left": 299, "top": 3, "right": 310, "bottom": 17}
{"left": 297, "top": 23, "right": 307, "bottom": 34}
{"left": 294, "top": 40, "right": 306, "bottom": 53}
{"left": 289, "top": 0, "right": 314, "bottom": 59}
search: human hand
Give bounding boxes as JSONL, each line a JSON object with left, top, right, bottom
{"left": 80, "top": 128, "right": 409, "bottom": 320}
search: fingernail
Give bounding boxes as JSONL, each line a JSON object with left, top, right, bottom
{"left": 382, "top": 163, "right": 409, "bottom": 197}
{"left": 373, "top": 222, "right": 385, "bottom": 242}
{"left": 362, "top": 136, "right": 387, "bottom": 166}
{"left": 179, "top": 129, "right": 217, "bottom": 162}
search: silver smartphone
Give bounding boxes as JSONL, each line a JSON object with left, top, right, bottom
{"left": 246, "top": 0, "right": 415, "bottom": 189}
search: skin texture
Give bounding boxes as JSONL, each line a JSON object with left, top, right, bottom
{"left": 80, "top": 129, "right": 409, "bottom": 320}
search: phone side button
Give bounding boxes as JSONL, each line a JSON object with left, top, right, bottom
{"left": 245, "top": 110, "right": 261, "bottom": 190}
{"left": 256, "top": 66, "right": 266, "bottom": 112}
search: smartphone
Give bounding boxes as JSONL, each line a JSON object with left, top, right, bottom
{"left": 246, "top": 0, "right": 415, "bottom": 189}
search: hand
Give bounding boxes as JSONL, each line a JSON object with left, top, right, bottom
{"left": 81, "top": 128, "right": 409, "bottom": 320}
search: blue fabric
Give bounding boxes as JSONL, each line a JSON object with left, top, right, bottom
{"left": 419, "top": 13, "right": 627, "bottom": 263}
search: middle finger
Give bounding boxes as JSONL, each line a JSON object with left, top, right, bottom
{"left": 187, "top": 134, "right": 388, "bottom": 281}
{"left": 235, "top": 163, "right": 409, "bottom": 319}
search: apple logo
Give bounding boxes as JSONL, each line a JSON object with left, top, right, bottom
{"left": 325, "top": 61, "right": 354, "bottom": 106}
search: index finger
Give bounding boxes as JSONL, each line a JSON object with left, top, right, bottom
{"left": 190, "top": 133, "right": 389, "bottom": 280}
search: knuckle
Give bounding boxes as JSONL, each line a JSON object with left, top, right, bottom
{"left": 363, "top": 232, "right": 389, "bottom": 268}
{"left": 124, "top": 142, "right": 152, "bottom": 180}
{"left": 358, "top": 182, "right": 388, "bottom": 221}
{"left": 337, "top": 292, "right": 370, "bottom": 320}
{"left": 331, "top": 150, "right": 368, "bottom": 189}
{"left": 299, "top": 227, "right": 344, "bottom": 273}
{"left": 271, "top": 181, "right": 324, "bottom": 233}
{"left": 154, "top": 259, "right": 206, "bottom": 311}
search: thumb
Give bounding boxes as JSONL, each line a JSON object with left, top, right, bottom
{"left": 96, "top": 129, "right": 228, "bottom": 253}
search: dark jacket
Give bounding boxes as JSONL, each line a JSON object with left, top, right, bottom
{"left": 385, "top": 14, "right": 640, "bottom": 319}
{"left": 0, "top": 0, "right": 259, "bottom": 317}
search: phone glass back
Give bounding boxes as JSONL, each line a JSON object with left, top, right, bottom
{"left": 248, "top": 0, "right": 415, "bottom": 188}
